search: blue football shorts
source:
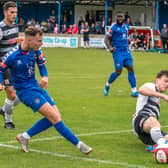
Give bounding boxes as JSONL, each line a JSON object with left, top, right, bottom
{"left": 112, "top": 48, "right": 134, "bottom": 70}
{"left": 17, "top": 87, "right": 55, "bottom": 112}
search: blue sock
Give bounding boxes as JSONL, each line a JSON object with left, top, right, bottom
{"left": 54, "top": 120, "right": 79, "bottom": 145}
{"left": 27, "top": 117, "right": 52, "bottom": 137}
{"left": 128, "top": 71, "right": 136, "bottom": 88}
{"left": 108, "top": 72, "right": 118, "bottom": 84}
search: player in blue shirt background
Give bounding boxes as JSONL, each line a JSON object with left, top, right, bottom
{"left": 0, "top": 26, "right": 92, "bottom": 154}
{"left": 104, "top": 11, "right": 138, "bottom": 97}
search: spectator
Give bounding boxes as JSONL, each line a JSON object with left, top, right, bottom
{"left": 78, "top": 16, "right": 84, "bottom": 27}
{"left": 85, "top": 10, "right": 90, "bottom": 22}
{"left": 138, "top": 32, "right": 145, "bottom": 48}
{"left": 125, "top": 17, "right": 132, "bottom": 26}
{"left": 161, "top": 24, "right": 168, "bottom": 51}
{"left": 47, "top": 19, "right": 54, "bottom": 33}
{"left": 129, "top": 32, "right": 136, "bottom": 50}
{"left": 88, "top": 16, "right": 95, "bottom": 27}
{"left": 67, "top": 25, "right": 73, "bottom": 34}
{"left": 101, "top": 17, "right": 105, "bottom": 34}
{"left": 124, "top": 11, "right": 131, "bottom": 22}
{"left": 90, "top": 23, "right": 96, "bottom": 34}
{"left": 53, "top": 24, "right": 59, "bottom": 34}
{"left": 81, "top": 22, "right": 90, "bottom": 48}
{"left": 30, "top": 18, "right": 35, "bottom": 26}
{"left": 134, "top": 31, "right": 140, "bottom": 49}
{"left": 107, "top": 17, "right": 112, "bottom": 26}
{"left": 72, "top": 24, "right": 78, "bottom": 34}
{"left": 144, "top": 32, "right": 152, "bottom": 51}
{"left": 61, "top": 24, "right": 67, "bottom": 34}
{"left": 41, "top": 20, "right": 48, "bottom": 33}
{"left": 62, "top": 10, "right": 70, "bottom": 25}
{"left": 80, "top": 22, "right": 85, "bottom": 34}
{"left": 95, "top": 22, "right": 101, "bottom": 34}
{"left": 27, "top": 19, "right": 32, "bottom": 27}
{"left": 78, "top": 16, "right": 84, "bottom": 33}
{"left": 35, "top": 21, "right": 41, "bottom": 29}
{"left": 134, "top": 19, "right": 141, "bottom": 26}
{"left": 62, "top": 16, "right": 68, "bottom": 28}
{"left": 18, "top": 17, "right": 25, "bottom": 32}
{"left": 49, "top": 9, "right": 56, "bottom": 25}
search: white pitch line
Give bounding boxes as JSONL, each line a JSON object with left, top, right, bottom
{"left": 4, "top": 125, "right": 168, "bottom": 144}
{"left": 4, "top": 129, "right": 132, "bottom": 144}
{"left": 0, "top": 143, "right": 146, "bottom": 168}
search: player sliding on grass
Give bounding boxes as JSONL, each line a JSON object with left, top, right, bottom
{"left": 104, "top": 11, "right": 138, "bottom": 97}
{"left": 0, "top": 26, "right": 92, "bottom": 154}
{"left": 132, "top": 70, "right": 168, "bottom": 152}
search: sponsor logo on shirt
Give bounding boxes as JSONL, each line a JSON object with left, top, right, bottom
{"left": 8, "top": 38, "right": 17, "bottom": 44}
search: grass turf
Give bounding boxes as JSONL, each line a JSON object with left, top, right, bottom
{"left": 0, "top": 48, "right": 167, "bottom": 168}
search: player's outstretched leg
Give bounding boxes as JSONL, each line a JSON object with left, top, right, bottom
{"left": 104, "top": 83, "right": 110, "bottom": 96}
{"left": 54, "top": 120, "right": 92, "bottom": 154}
{"left": 16, "top": 117, "right": 52, "bottom": 153}
{"left": 104, "top": 71, "right": 118, "bottom": 96}
{"left": 128, "top": 71, "right": 139, "bottom": 97}
{"left": 77, "top": 141, "right": 92, "bottom": 154}
{"left": 16, "top": 134, "right": 29, "bottom": 152}
{"left": 16, "top": 116, "right": 92, "bottom": 154}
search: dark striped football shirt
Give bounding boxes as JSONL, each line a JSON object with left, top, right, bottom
{"left": 0, "top": 20, "right": 18, "bottom": 59}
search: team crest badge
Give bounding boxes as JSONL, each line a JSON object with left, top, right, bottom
{"left": 17, "top": 60, "right": 22, "bottom": 65}
{"left": 34, "top": 98, "right": 40, "bottom": 104}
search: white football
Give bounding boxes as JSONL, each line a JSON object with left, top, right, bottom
{"left": 154, "top": 144, "right": 168, "bottom": 163}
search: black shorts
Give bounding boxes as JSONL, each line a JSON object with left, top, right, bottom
{"left": 2, "top": 69, "right": 12, "bottom": 87}
{"left": 83, "top": 35, "right": 89, "bottom": 42}
{"left": 133, "top": 113, "right": 166, "bottom": 145}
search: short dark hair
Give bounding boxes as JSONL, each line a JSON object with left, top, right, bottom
{"left": 156, "top": 70, "right": 168, "bottom": 78}
{"left": 115, "top": 11, "right": 124, "bottom": 17}
{"left": 3, "top": 1, "right": 17, "bottom": 11}
{"left": 25, "top": 26, "right": 43, "bottom": 37}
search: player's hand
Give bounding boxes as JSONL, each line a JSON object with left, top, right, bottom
{"left": 162, "top": 94, "right": 168, "bottom": 102}
{"left": 39, "top": 77, "right": 48, "bottom": 89}
{"left": 0, "top": 84, "right": 5, "bottom": 91}
{"left": 109, "top": 47, "right": 115, "bottom": 53}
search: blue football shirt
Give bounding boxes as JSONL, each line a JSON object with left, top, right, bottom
{"left": 107, "top": 22, "right": 129, "bottom": 49}
{"left": 0, "top": 44, "right": 46, "bottom": 90}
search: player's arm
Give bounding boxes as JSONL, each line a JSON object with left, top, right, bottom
{"left": 104, "top": 34, "right": 114, "bottom": 53}
{"left": 38, "top": 64, "right": 48, "bottom": 89}
{"left": 0, "top": 58, "right": 11, "bottom": 90}
{"left": 104, "top": 26, "right": 115, "bottom": 53}
{"left": 36, "top": 50, "right": 48, "bottom": 89}
{"left": 139, "top": 84, "right": 168, "bottom": 101}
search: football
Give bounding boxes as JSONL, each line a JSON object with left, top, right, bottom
{"left": 154, "top": 143, "right": 168, "bottom": 163}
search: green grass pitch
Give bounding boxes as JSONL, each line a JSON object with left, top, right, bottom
{"left": 0, "top": 48, "right": 168, "bottom": 168}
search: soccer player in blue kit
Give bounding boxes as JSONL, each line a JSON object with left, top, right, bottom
{"left": 104, "top": 11, "right": 138, "bottom": 97}
{"left": 0, "top": 26, "right": 92, "bottom": 154}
